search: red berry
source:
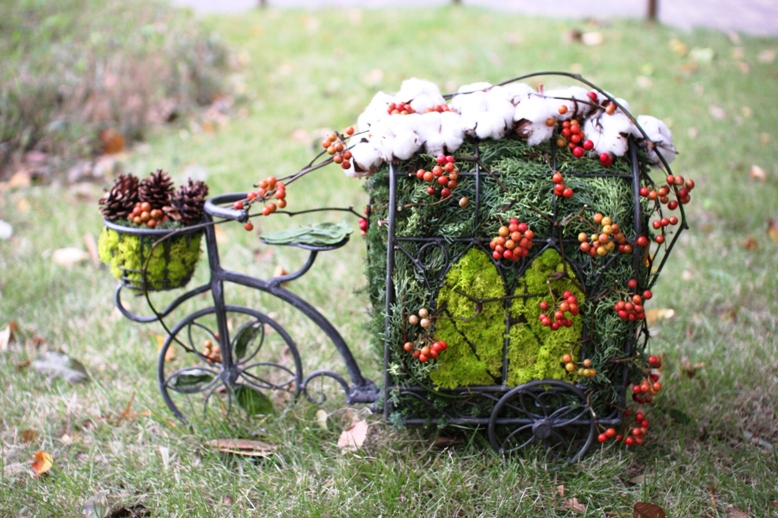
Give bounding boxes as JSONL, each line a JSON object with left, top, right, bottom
{"left": 598, "top": 433, "right": 608, "bottom": 443}
{"left": 583, "top": 139, "right": 594, "bottom": 150}
{"left": 639, "top": 187, "right": 650, "bottom": 197}
{"left": 572, "top": 146, "right": 584, "bottom": 158}
{"left": 627, "top": 279, "right": 638, "bottom": 290}
{"left": 587, "top": 91, "right": 598, "bottom": 102}
{"left": 552, "top": 172, "right": 564, "bottom": 184}
{"left": 244, "top": 222, "right": 254, "bottom": 231}
{"left": 233, "top": 200, "right": 245, "bottom": 210}
{"left": 599, "top": 153, "right": 612, "bottom": 167}
{"left": 563, "top": 188, "right": 574, "bottom": 198}
{"left": 436, "top": 154, "right": 446, "bottom": 165}
{"left": 636, "top": 236, "right": 649, "bottom": 247}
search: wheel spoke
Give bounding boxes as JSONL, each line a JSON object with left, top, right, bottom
{"left": 500, "top": 423, "right": 535, "bottom": 453}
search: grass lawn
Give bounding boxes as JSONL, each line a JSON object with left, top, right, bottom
{"left": 2, "top": 6, "right": 777, "bottom": 516}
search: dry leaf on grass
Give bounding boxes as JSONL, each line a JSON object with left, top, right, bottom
{"left": 725, "top": 505, "right": 748, "bottom": 518}
{"left": 742, "top": 236, "right": 759, "bottom": 251}
{"left": 32, "top": 351, "right": 90, "bottom": 383}
{"left": 51, "top": 247, "right": 90, "bottom": 267}
{"left": 81, "top": 490, "right": 110, "bottom": 518}
{"left": 316, "top": 409, "right": 329, "bottom": 431}
{"left": 645, "top": 308, "right": 675, "bottom": 327}
{"left": 0, "top": 220, "right": 12, "bottom": 240}
{"left": 19, "top": 429, "right": 39, "bottom": 443}
{"left": 337, "top": 419, "right": 368, "bottom": 451}
{"left": 581, "top": 31, "right": 604, "bottom": 46}
{"left": 99, "top": 129, "right": 125, "bottom": 155}
{"left": 433, "top": 435, "right": 464, "bottom": 448}
{"left": 562, "top": 497, "right": 586, "bottom": 513}
{"left": 749, "top": 165, "right": 767, "bottom": 181}
{"left": 7, "top": 171, "right": 32, "bottom": 190}
{"left": 205, "top": 439, "right": 276, "bottom": 457}
{"left": 31, "top": 451, "right": 53, "bottom": 478}
{"left": 0, "top": 320, "right": 17, "bottom": 352}
{"left": 633, "top": 501, "right": 666, "bottom": 517}
{"left": 768, "top": 219, "right": 778, "bottom": 243}
{"left": 709, "top": 106, "right": 727, "bottom": 120}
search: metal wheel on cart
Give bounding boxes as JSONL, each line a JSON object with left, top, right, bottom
{"left": 487, "top": 380, "right": 596, "bottom": 462}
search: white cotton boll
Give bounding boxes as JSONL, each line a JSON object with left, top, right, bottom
{"left": 513, "top": 96, "right": 557, "bottom": 146}
{"left": 368, "top": 118, "right": 394, "bottom": 140}
{"left": 388, "top": 113, "right": 422, "bottom": 136}
{"left": 392, "top": 130, "right": 421, "bottom": 160}
{"left": 636, "top": 115, "right": 677, "bottom": 165}
{"left": 440, "top": 111, "right": 465, "bottom": 153}
{"left": 501, "top": 82, "right": 534, "bottom": 105}
{"left": 350, "top": 142, "right": 383, "bottom": 174}
{"left": 457, "top": 81, "right": 492, "bottom": 94}
{"left": 358, "top": 91, "right": 396, "bottom": 131}
{"left": 475, "top": 111, "right": 507, "bottom": 140}
{"left": 424, "top": 132, "right": 446, "bottom": 157}
{"left": 486, "top": 87, "right": 516, "bottom": 128}
{"left": 397, "top": 78, "right": 442, "bottom": 102}
{"left": 449, "top": 91, "right": 488, "bottom": 115}
{"left": 416, "top": 111, "right": 442, "bottom": 142}
{"left": 615, "top": 98, "right": 631, "bottom": 113}
{"left": 583, "top": 112, "right": 631, "bottom": 157}
{"left": 372, "top": 135, "right": 395, "bottom": 162}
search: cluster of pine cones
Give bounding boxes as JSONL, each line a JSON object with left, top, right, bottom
{"left": 99, "top": 170, "right": 209, "bottom": 227}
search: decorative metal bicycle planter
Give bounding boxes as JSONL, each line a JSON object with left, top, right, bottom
{"left": 102, "top": 72, "right": 690, "bottom": 462}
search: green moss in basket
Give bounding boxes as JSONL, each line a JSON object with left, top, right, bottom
{"left": 506, "top": 248, "right": 584, "bottom": 386}
{"left": 97, "top": 225, "right": 203, "bottom": 290}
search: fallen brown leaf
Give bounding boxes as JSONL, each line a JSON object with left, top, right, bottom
{"left": 15, "top": 360, "right": 30, "bottom": 372}
{"left": 31, "top": 451, "right": 53, "bottom": 477}
{"left": 562, "top": 497, "right": 586, "bottom": 513}
{"left": 758, "top": 49, "right": 776, "bottom": 63}
{"left": 19, "top": 429, "right": 39, "bottom": 443}
{"left": 768, "top": 219, "right": 778, "bottom": 243}
{"left": 725, "top": 505, "right": 748, "bottom": 518}
{"left": 0, "top": 321, "right": 17, "bottom": 352}
{"left": 51, "top": 247, "right": 90, "bottom": 267}
{"left": 205, "top": 438, "right": 275, "bottom": 457}
{"left": 645, "top": 308, "right": 675, "bottom": 327}
{"left": 709, "top": 106, "right": 726, "bottom": 120}
{"left": 556, "top": 485, "right": 565, "bottom": 497}
{"left": 337, "top": 419, "right": 368, "bottom": 451}
{"left": 681, "top": 357, "right": 705, "bottom": 379}
{"left": 742, "top": 236, "right": 758, "bottom": 251}
{"left": 7, "top": 171, "right": 32, "bottom": 190}
{"left": 749, "top": 165, "right": 766, "bottom": 181}
{"left": 634, "top": 501, "right": 666, "bottom": 518}
{"left": 99, "top": 129, "right": 125, "bottom": 155}
{"left": 433, "top": 435, "right": 464, "bottom": 448}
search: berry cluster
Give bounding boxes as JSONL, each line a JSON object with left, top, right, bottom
{"left": 540, "top": 291, "right": 580, "bottom": 331}
{"left": 632, "top": 355, "right": 663, "bottom": 404}
{"left": 560, "top": 354, "right": 597, "bottom": 378}
{"left": 403, "top": 340, "right": 448, "bottom": 363}
{"left": 321, "top": 127, "right": 356, "bottom": 171}
{"left": 202, "top": 339, "right": 222, "bottom": 363}
{"left": 577, "top": 213, "right": 631, "bottom": 257}
{"left": 424, "top": 104, "right": 453, "bottom": 113}
{"left": 407, "top": 307, "right": 433, "bottom": 329}
{"left": 553, "top": 118, "right": 600, "bottom": 162}
{"left": 551, "top": 171, "right": 574, "bottom": 199}
{"left": 621, "top": 410, "right": 651, "bottom": 446}
{"left": 613, "top": 295, "right": 646, "bottom": 322}
{"left": 640, "top": 174, "right": 695, "bottom": 207}
{"left": 597, "top": 427, "right": 619, "bottom": 444}
{"left": 235, "top": 175, "right": 288, "bottom": 231}
{"left": 415, "top": 154, "right": 459, "bottom": 198}
{"left": 128, "top": 202, "right": 168, "bottom": 229}
{"left": 387, "top": 102, "right": 415, "bottom": 115}
{"left": 489, "top": 219, "right": 534, "bottom": 262}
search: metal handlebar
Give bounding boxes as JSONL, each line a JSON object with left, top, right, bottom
{"left": 204, "top": 192, "right": 250, "bottom": 222}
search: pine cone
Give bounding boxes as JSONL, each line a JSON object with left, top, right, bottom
{"left": 166, "top": 179, "right": 209, "bottom": 226}
{"left": 99, "top": 173, "right": 140, "bottom": 220}
{"left": 138, "top": 170, "right": 174, "bottom": 210}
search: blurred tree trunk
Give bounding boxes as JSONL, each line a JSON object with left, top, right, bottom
{"left": 647, "top": 0, "right": 658, "bottom": 21}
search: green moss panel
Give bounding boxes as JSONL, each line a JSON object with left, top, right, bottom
{"left": 430, "top": 247, "right": 505, "bottom": 389}
{"left": 506, "top": 248, "right": 584, "bottom": 386}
